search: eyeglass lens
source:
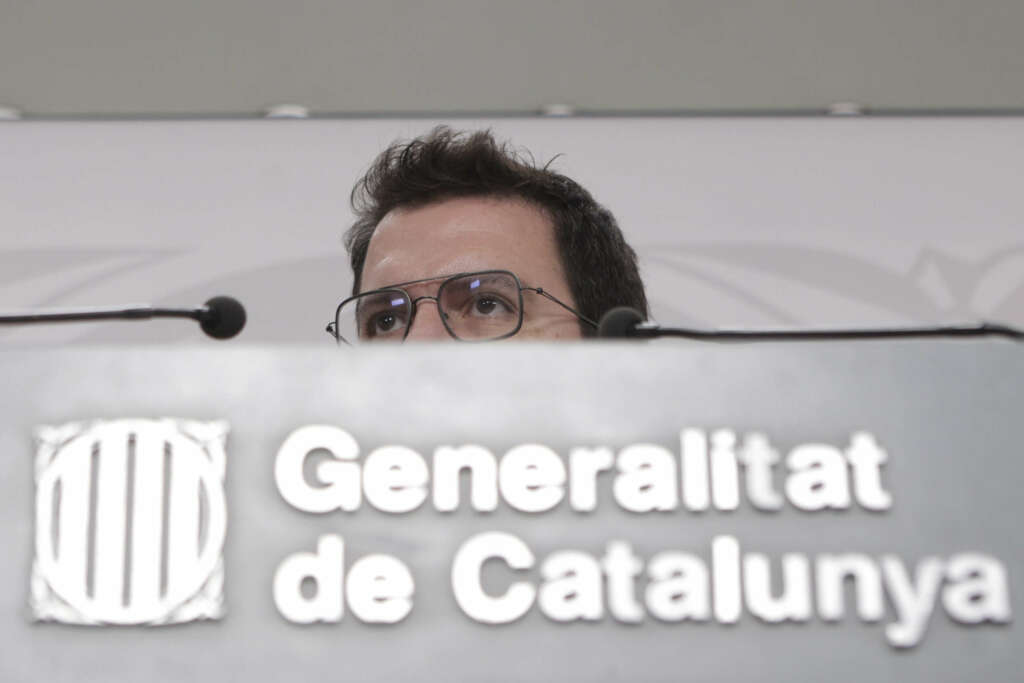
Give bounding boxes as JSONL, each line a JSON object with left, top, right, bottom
{"left": 336, "top": 271, "right": 523, "bottom": 343}
{"left": 439, "top": 272, "right": 521, "bottom": 340}
{"left": 349, "top": 290, "right": 411, "bottom": 342}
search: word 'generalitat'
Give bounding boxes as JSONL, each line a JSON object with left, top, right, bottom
{"left": 275, "top": 426, "right": 892, "bottom": 514}
{"left": 271, "top": 426, "right": 1011, "bottom": 649}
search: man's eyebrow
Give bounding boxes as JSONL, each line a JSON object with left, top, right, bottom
{"left": 367, "top": 271, "right": 470, "bottom": 291}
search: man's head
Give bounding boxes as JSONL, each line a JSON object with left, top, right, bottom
{"left": 342, "top": 126, "right": 648, "bottom": 341}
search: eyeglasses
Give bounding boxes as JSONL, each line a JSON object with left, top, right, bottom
{"left": 327, "top": 269, "right": 597, "bottom": 344}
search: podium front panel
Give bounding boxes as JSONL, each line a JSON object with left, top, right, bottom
{"left": 0, "top": 343, "right": 1020, "bottom": 681}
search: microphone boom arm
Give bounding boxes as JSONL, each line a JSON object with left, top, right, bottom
{"left": 0, "top": 296, "right": 246, "bottom": 340}
{"left": 598, "top": 306, "right": 1024, "bottom": 342}
{"left": 0, "top": 305, "right": 205, "bottom": 324}
{"left": 625, "top": 322, "right": 1024, "bottom": 342}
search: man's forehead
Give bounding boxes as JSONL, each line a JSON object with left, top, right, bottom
{"left": 360, "top": 196, "right": 561, "bottom": 291}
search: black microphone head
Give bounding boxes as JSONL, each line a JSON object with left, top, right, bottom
{"left": 200, "top": 296, "right": 247, "bottom": 339}
{"left": 598, "top": 307, "right": 645, "bottom": 339}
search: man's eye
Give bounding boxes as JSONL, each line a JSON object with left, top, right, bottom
{"left": 363, "top": 311, "right": 406, "bottom": 337}
{"left": 471, "top": 295, "right": 513, "bottom": 316}
{"left": 374, "top": 313, "right": 398, "bottom": 331}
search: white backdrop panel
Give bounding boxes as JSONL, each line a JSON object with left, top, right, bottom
{"left": 1, "top": 117, "right": 1022, "bottom": 344}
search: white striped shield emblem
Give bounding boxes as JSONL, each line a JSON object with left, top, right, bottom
{"left": 31, "top": 419, "right": 228, "bottom": 625}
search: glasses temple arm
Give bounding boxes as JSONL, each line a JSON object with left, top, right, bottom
{"left": 528, "top": 288, "right": 599, "bottom": 328}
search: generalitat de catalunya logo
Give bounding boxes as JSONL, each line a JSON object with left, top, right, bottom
{"left": 31, "top": 419, "right": 228, "bottom": 626}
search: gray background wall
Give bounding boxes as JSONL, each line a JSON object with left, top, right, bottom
{"left": 2, "top": 0, "right": 1023, "bottom": 115}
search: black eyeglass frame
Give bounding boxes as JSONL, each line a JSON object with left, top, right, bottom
{"left": 327, "top": 269, "right": 598, "bottom": 344}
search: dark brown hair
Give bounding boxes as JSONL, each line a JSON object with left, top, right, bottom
{"left": 344, "top": 126, "right": 648, "bottom": 335}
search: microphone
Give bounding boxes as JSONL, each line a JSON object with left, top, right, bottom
{"left": 198, "top": 296, "right": 247, "bottom": 339}
{"left": 597, "top": 307, "right": 648, "bottom": 339}
{"left": 597, "top": 307, "right": 1024, "bottom": 342}
{"left": 0, "top": 296, "right": 247, "bottom": 340}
